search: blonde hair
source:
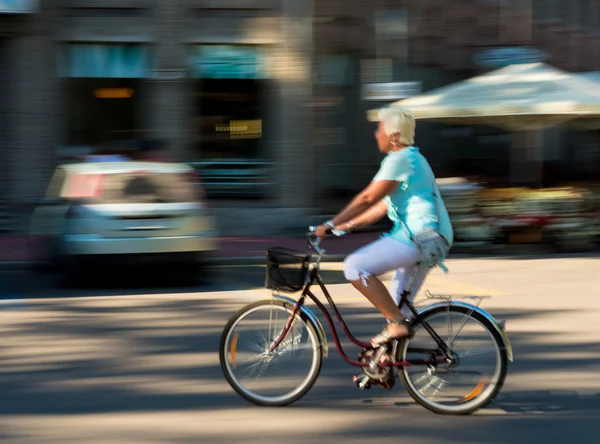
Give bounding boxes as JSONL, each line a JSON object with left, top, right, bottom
{"left": 378, "top": 106, "right": 415, "bottom": 146}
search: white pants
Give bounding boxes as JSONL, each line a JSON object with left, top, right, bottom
{"left": 343, "top": 237, "right": 430, "bottom": 319}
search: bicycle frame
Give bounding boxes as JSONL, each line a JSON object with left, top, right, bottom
{"left": 269, "top": 266, "right": 453, "bottom": 369}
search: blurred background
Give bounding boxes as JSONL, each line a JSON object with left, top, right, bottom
{"left": 1, "top": 0, "right": 600, "bottom": 274}
{"left": 2, "top": 4, "right": 600, "bottom": 440}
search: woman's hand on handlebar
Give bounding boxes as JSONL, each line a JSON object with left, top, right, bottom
{"left": 314, "top": 224, "right": 331, "bottom": 239}
{"left": 315, "top": 223, "right": 350, "bottom": 239}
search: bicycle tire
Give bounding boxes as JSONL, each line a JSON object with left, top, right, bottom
{"left": 398, "top": 304, "right": 509, "bottom": 415}
{"left": 219, "top": 299, "right": 323, "bottom": 406}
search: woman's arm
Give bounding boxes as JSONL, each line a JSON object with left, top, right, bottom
{"left": 331, "top": 180, "right": 398, "bottom": 225}
{"left": 335, "top": 200, "right": 388, "bottom": 232}
{"left": 315, "top": 180, "right": 398, "bottom": 238}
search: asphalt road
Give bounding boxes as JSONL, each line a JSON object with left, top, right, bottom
{"left": 1, "top": 255, "right": 599, "bottom": 443}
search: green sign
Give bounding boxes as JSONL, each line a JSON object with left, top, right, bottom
{"left": 190, "top": 45, "right": 269, "bottom": 79}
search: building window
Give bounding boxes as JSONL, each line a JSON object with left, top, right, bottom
{"left": 59, "top": 44, "right": 151, "bottom": 150}
{"left": 64, "top": 78, "right": 140, "bottom": 147}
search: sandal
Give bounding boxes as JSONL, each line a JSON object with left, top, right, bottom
{"left": 371, "top": 319, "right": 415, "bottom": 347}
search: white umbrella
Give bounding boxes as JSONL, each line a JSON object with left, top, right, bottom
{"left": 565, "top": 71, "right": 600, "bottom": 130}
{"left": 368, "top": 63, "right": 600, "bottom": 131}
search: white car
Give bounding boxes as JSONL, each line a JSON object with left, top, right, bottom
{"left": 30, "top": 161, "right": 218, "bottom": 283}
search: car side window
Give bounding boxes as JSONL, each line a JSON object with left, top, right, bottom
{"left": 46, "top": 169, "right": 67, "bottom": 198}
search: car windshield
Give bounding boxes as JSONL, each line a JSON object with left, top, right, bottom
{"left": 63, "top": 171, "right": 196, "bottom": 204}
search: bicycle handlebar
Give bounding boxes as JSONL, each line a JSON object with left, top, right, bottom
{"left": 306, "top": 226, "right": 324, "bottom": 255}
{"left": 307, "top": 225, "right": 347, "bottom": 256}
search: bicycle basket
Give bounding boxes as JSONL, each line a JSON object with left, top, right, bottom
{"left": 265, "top": 247, "right": 311, "bottom": 293}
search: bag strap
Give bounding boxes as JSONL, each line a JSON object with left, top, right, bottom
{"left": 431, "top": 176, "right": 441, "bottom": 229}
{"left": 397, "top": 173, "right": 440, "bottom": 241}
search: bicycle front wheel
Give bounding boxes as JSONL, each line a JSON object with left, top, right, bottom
{"left": 219, "top": 300, "right": 323, "bottom": 406}
{"left": 398, "top": 305, "right": 509, "bottom": 415}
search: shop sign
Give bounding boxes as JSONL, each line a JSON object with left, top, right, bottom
{"left": 473, "top": 47, "right": 547, "bottom": 68}
{"left": 215, "top": 120, "right": 263, "bottom": 139}
{"left": 59, "top": 44, "right": 151, "bottom": 78}
{"left": 0, "top": 0, "right": 38, "bottom": 13}
{"left": 190, "top": 45, "right": 269, "bottom": 79}
{"left": 361, "top": 81, "right": 421, "bottom": 101}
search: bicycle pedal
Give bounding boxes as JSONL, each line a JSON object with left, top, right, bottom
{"left": 371, "top": 375, "right": 396, "bottom": 390}
{"left": 353, "top": 375, "right": 372, "bottom": 390}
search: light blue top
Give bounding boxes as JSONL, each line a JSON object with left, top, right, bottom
{"left": 373, "top": 146, "right": 454, "bottom": 251}
{"left": 85, "top": 155, "right": 130, "bottom": 163}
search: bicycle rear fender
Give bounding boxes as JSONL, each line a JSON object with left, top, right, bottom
{"left": 416, "top": 301, "right": 514, "bottom": 362}
{"left": 274, "top": 295, "right": 329, "bottom": 358}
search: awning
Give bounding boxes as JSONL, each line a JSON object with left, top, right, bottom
{"left": 368, "top": 63, "right": 600, "bottom": 131}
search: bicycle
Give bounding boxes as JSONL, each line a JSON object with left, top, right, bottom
{"left": 219, "top": 228, "right": 513, "bottom": 414}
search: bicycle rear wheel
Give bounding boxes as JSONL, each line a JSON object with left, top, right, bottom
{"left": 398, "top": 304, "right": 508, "bottom": 414}
{"left": 219, "top": 300, "right": 323, "bottom": 406}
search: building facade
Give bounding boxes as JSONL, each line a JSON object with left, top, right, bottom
{"left": 1, "top": 0, "right": 599, "bottom": 232}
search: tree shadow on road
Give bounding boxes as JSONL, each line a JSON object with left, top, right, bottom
{"left": 1, "top": 297, "right": 599, "bottom": 423}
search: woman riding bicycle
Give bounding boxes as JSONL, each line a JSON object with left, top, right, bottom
{"left": 315, "top": 106, "right": 454, "bottom": 347}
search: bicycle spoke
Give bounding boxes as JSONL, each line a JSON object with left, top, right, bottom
{"left": 412, "top": 371, "right": 432, "bottom": 386}
{"left": 276, "top": 343, "right": 314, "bottom": 356}
{"left": 246, "top": 360, "right": 270, "bottom": 380}
{"left": 418, "top": 375, "right": 448, "bottom": 400}
{"left": 237, "top": 353, "right": 268, "bottom": 366}
{"left": 251, "top": 331, "right": 268, "bottom": 352}
{"left": 448, "top": 309, "right": 475, "bottom": 344}
{"left": 436, "top": 369, "right": 483, "bottom": 378}
{"left": 457, "top": 346, "right": 505, "bottom": 359}
{"left": 447, "top": 307, "right": 453, "bottom": 343}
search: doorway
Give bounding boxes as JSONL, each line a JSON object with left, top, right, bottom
{"left": 65, "top": 77, "right": 143, "bottom": 150}
{"left": 192, "top": 78, "right": 271, "bottom": 199}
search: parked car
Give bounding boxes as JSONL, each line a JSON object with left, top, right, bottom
{"left": 30, "top": 161, "right": 218, "bottom": 284}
